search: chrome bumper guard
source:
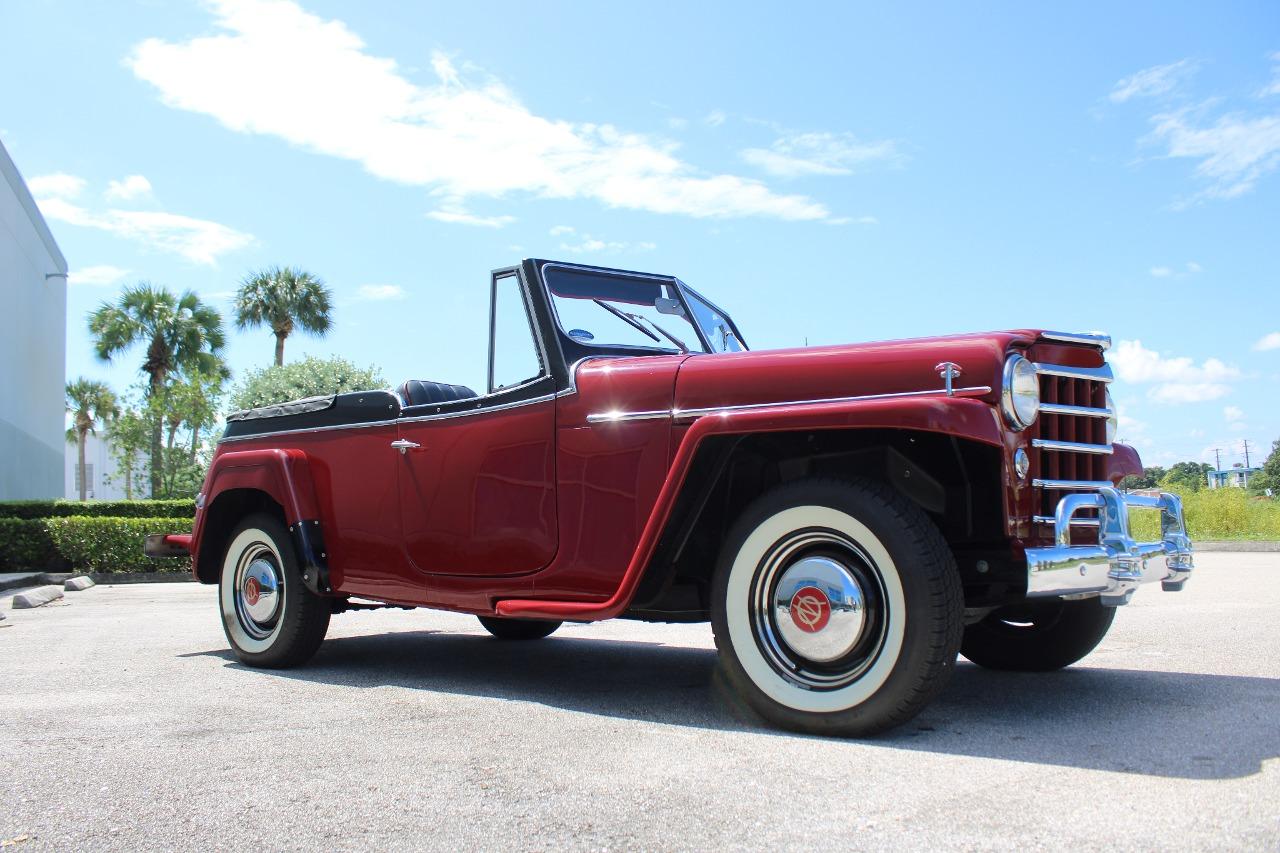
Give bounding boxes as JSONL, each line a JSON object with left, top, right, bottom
{"left": 1024, "top": 486, "right": 1193, "bottom": 607}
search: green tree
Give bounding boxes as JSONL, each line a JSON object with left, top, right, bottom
{"left": 1161, "top": 461, "right": 1212, "bottom": 493}
{"left": 65, "top": 378, "right": 118, "bottom": 501}
{"left": 88, "top": 283, "right": 226, "bottom": 497}
{"left": 1249, "top": 438, "right": 1280, "bottom": 495}
{"left": 231, "top": 355, "right": 384, "bottom": 411}
{"left": 105, "top": 407, "right": 150, "bottom": 500}
{"left": 1120, "top": 466, "right": 1167, "bottom": 491}
{"left": 235, "top": 266, "right": 333, "bottom": 367}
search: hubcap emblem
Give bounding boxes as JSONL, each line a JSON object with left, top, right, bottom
{"left": 790, "top": 586, "right": 831, "bottom": 633}
{"left": 244, "top": 576, "right": 261, "bottom": 606}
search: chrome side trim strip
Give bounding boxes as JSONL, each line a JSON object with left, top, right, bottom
{"left": 1033, "top": 515, "right": 1100, "bottom": 527}
{"left": 1032, "top": 438, "right": 1114, "bottom": 455}
{"left": 1034, "top": 362, "right": 1114, "bottom": 384}
{"left": 586, "top": 385, "right": 993, "bottom": 426}
{"left": 398, "top": 393, "right": 557, "bottom": 425}
{"left": 1040, "top": 402, "right": 1113, "bottom": 418}
{"left": 1032, "top": 479, "right": 1112, "bottom": 490}
{"left": 1039, "top": 331, "right": 1112, "bottom": 351}
{"left": 219, "top": 417, "right": 400, "bottom": 443}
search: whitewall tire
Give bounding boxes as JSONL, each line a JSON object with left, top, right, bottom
{"left": 711, "top": 478, "right": 963, "bottom": 736}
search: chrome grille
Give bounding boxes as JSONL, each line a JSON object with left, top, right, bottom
{"left": 1030, "top": 358, "right": 1113, "bottom": 529}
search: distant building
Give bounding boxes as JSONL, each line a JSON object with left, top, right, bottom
{"left": 65, "top": 432, "right": 150, "bottom": 501}
{"left": 1207, "top": 464, "right": 1259, "bottom": 489}
{"left": 0, "top": 139, "right": 67, "bottom": 500}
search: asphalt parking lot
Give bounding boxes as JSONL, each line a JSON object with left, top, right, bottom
{"left": 2, "top": 553, "right": 1277, "bottom": 851}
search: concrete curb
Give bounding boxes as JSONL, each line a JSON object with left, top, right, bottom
{"left": 89, "top": 572, "right": 194, "bottom": 585}
{"left": 12, "top": 585, "right": 64, "bottom": 609}
{"left": 1193, "top": 541, "right": 1280, "bottom": 552}
{"left": 65, "top": 576, "right": 95, "bottom": 591}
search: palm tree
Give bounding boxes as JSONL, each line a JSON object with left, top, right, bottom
{"left": 65, "top": 379, "right": 118, "bottom": 501}
{"left": 234, "top": 266, "right": 333, "bottom": 366}
{"left": 88, "top": 283, "right": 226, "bottom": 497}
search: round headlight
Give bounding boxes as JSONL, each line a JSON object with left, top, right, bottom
{"left": 1105, "top": 389, "right": 1118, "bottom": 445}
{"left": 1001, "top": 354, "right": 1040, "bottom": 431}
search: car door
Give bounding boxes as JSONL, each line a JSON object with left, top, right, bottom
{"left": 396, "top": 270, "right": 558, "bottom": 576}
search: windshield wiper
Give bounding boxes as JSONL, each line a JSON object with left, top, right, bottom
{"left": 592, "top": 299, "right": 661, "bottom": 344}
{"left": 632, "top": 314, "right": 689, "bottom": 353}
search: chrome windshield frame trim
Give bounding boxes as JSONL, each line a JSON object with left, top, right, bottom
{"left": 1038, "top": 331, "right": 1112, "bottom": 351}
{"left": 1040, "top": 402, "right": 1114, "bottom": 418}
{"left": 1034, "top": 362, "right": 1115, "bottom": 384}
{"left": 1032, "top": 479, "right": 1113, "bottom": 490}
{"left": 586, "top": 385, "right": 993, "bottom": 426}
{"left": 1031, "top": 438, "right": 1115, "bottom": 455}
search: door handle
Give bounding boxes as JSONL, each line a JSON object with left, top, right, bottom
{"left": 390, "top": 439, "right": 421, "bottom": 455}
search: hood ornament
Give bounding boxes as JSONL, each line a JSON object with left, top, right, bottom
{"left": 934, "top": 362, "right": 962, "bottom": 396}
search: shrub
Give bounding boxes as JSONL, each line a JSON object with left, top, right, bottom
{"left": 231, "top": 355, "right": 385, "bottom": 411}
{"left": 44, "top": 516, "right": 192, "bottom": 574}
{"left": 0, "top": 499, "right": 195, "bottom": 520}
{"left": 0, "top": 518, "right": 65, "bottom": 571}
{"left": 1128, "top": 488, "right": 1280, "bottom": 541}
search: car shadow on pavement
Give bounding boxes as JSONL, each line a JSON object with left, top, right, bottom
{"left": 192, "top": 630, "right": 1279, "bottom": 780}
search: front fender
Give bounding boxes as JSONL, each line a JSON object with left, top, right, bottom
{"left": 496, "top": 394, "right": 1002, "bottom": 620}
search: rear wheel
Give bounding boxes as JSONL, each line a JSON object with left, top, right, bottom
{"left": 711, "top": 478, "right": 963, "bottom": 737}
{"left": 961, "top": 597, "right": 1115, "bottom": 671}
{"left": 218, "top": 513, "right": 330, "bottom": 668}
{"left": 477, "top": 616, "right": 561, "bottom": 641}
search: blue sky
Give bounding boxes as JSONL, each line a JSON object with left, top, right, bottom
{"left": 2, "top": 0, "right": 1277, "bottom": 469}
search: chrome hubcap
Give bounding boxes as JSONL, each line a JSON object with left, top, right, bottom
{"left": 235, "top": 547, "right": 282, "bottom": 639}
{"left": 774, "top": 556, "right": 867, "bottom": 663}
{"left": 751, "top": 530, "right": 888, "bottom": 690}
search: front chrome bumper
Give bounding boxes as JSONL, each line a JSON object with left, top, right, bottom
{"left": 1024, "top": 486, "right": 1193, "bottom": 607}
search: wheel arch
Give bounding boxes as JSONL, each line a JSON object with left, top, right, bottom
{"left": 628, "top": 426, "right": 1009, "bottom": 620}
{"left": 195, "top": 488, "right": 286, "bottom": 583}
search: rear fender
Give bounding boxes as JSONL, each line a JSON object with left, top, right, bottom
{"left": 196, "top": 448, "right": 332, "bottom": 594}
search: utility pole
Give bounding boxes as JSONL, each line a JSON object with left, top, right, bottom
{"left": 1212, "top": 448, "right": 1222, "bottom": 471}
{"left": 1242, "top": 439, "right": 1252, "bottom": 468}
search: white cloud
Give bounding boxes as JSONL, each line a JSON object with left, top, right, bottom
{"left": 128, "top": 0, "right": 831, "bottom": 221}
{"left": 356, "top": 284, "right": 406, "bottom": 301}
{"left": 1185, "top": 260, "right": 1202, "bottom": 273}
{"left": 104, "top": 174, "right": 153, "bottom": 201}
{"left": 705, "top": 110, "right": 727, "bottom": 128}
{"left": 426, "top": 208, "right": 515, "bottom": 228}
{"left": 1149, "top": 266, "right": 1172, "bottom": 277}
{"left": 1252, "top": 331, "right": 1280, "bottom": 351}
{"left": 548, "top": 225, "right": 575, "bottom": 236}
{"left": 1149, "top": 109, "right": 1280, "bottom": 200}
{"left": 27, "top": 173, "right": 85, "bottom": 198}
{"left": 34, "top": 196, "right": 253, "bottom": 265}
{"left": 559, "top": 233, "right": 656, "bottom": 254}
{"left": 68, "top": 264, "right": 131, "bottom": 286}
{"left": 741, "top": 132, "right": 901, "bottom": 178}
{"left": 1262, "top": 52, "right": 1280, "bottom": 97}
{"left": 1110, "top": 59, "right": 1195, "bottom": 103}
{"left": 1110, "top": 339, "right": 1241, "bottom": 403}
{"left": 1224, "top": 405, "right": 1245, "bottom": 422}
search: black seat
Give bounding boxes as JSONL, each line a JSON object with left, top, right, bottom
{"left": 398, "top": 380, "right": 479, "bottom": 407}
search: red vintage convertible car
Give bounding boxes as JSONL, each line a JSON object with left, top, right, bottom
{"left": 148, "top": 259, "right": 1194, "bottom": 735}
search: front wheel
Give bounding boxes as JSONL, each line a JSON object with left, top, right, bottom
{"left": 219, "top": 513, "right": 330, "bottom": 668}
{"left": 712, "top": 478, "right": 963, "bottom": 737}
{"left": 961, "top": 597, "right": 1115, "bottom": 671}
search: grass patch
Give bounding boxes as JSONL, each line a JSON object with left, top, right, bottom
{"left": 1128, "top": 488, "right": 1280, "bottom": 541}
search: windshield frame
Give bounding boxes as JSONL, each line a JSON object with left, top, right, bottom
{"left": 540, "top": 261, "right": 714, "bottom": 356}
{"left": 678, "top": 280, "right": 749, "bottom": 353}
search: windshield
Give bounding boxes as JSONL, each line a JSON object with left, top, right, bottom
{"left": 544, "top": 267, "right": 709, "bottom": 354}
{"left": 683, "top": 286, "right": 746, "bottom": 353}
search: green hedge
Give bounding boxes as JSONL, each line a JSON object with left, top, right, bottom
{"left": 1129, "top": 488, "right": 1280, "bottom": 541}
{"left": 0, "top": 499, "right": 195, "bottom": 520}
{"left": 45, "top": 516, "right": 192, "bottom": 574}
{"left": 0, "top": 518, "right": 65, "bottom": 571}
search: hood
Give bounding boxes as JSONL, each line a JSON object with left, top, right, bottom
{"left": 673, "top": 330, "right": 1041, "bottom": 412}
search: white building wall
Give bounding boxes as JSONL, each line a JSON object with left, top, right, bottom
{"left": 0, "top": 141, "right": 67, "bottom": 500}
{"left": 64, "top": 432, "right": 148, "bottom": 501}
